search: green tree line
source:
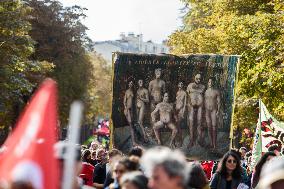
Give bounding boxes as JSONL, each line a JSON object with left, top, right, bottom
{"left": 168, "top": 0, "right": 284, "bottom": 147}
{"left": 0, "top": 0, "right": 111, "bottom": 144}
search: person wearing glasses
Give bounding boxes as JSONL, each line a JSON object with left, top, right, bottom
{"left": 210, "top": 151, "right": 244, "bottom": 189}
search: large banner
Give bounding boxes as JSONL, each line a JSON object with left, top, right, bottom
{"left": 259, "top": 101, "right": 284, "bottom": 152}
{"left": 111, "top": 53, "right": 239, "bottom": 160}
{"left": 251, "top": 100, "right": 284, "bottom": 168}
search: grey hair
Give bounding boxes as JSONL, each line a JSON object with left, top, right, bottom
{"left": 140, "top": 147, "right": 189, "bottom": 187}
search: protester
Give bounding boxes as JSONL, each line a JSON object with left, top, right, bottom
{"left": 239, "top": 147, "right": 247, "bottom": 167}
{"left": 230, "top": 149, "right": 250, "bottom": 186}
{"left": 251, "top": 151, "right": 276, "bottom": 188}
{"left": 120, "top": 171, "right": 149, "bottom": 189}
{"left": 210, "top": 151, "right": 244, "bottom": 189}
{"left": 80, "top": 149, "right": 95, "bottom": 186}
{"left": 257, "top": 156, "right": 284, "bottom": 189}
{"left": 140, "top": 147, "right": 189, "bottom": 189}
{"left": 107, "top": 158, "right": 139, "bottom": 189}
{"left": 104, "top": 149, "right": 124, "bottom": 188}
{"left": 93, "top": 148, "right": 107, "bottom": 189}
{"left": 90, "top": 141, "right": 100, "bottom": 153}
{"left": 187, "top": 162, "right": 210, "bottom": 189}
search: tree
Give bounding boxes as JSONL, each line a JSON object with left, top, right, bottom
{"left": 25, "top": 0, "right": 94, "bottom": 125}
{"left": 168, "top": 0, "right": 284, "bottom": 147}
{"left": 0, "top": 0, "right": 53, "bottom": 144}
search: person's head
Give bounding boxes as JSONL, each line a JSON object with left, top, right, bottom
{"left": 252, "top": 151, "right": 276, "bottom": 188}
{"left": 194, "top": 74, "right": 202, "bottom": 84}
{"left": 239, "top": 147, "right": 247, "bottom": 159}
{"left": 207, "top": 78, "right": 214, "bottom": 88}
{"left": 82, "top": 149, "right": 92, "bottom": 163}
{"left": 268, "top": 144, "right": 281, "bottom": 156}
{"left": 113, "top": 158, "right": 139, "bottom": 183}
{"left": 129, "top": 146, "right": 144, "bottom": 158}
{"left": 155, "top": 68, "right": 161, "bottom": 79}
{"left": 109, "top": 148, "right": 123, "bottom": 164}
{"left": 217, "top": 151, "right": 242, "bottom": 179}
{"left": 187, "top": 162, "right": 208, "bottom": 189}
{"left": 120, "top": 171, "right": 149, "bottom": 189}
{"left": 258, "top": 156, "right": 284, "bottom": 189}
{"left": 178, "top": 82, "right": 183, "bottom": 89}
{"left": 163, "top": 93, "right": 169, "bottom": 103}
{"left": 138, "top": 80, "right": 143, "bottom": 87}
{"left": 141, "top": 147, "right": 189, "bottom": 189}
{"left": 128, "top": 81, "right": 134, "bottom": 89}
{"left": 90, "top": 141, "right": 99, "bottom": 151}
{"left": 96, "top": 148, "right": 106, "bottom": 161}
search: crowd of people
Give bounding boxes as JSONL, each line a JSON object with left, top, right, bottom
{"left": 53, "top": 140, "right": 284, "bottom": 189}
{"left": 3, "top": 137, "right": 284, "bottom": 189}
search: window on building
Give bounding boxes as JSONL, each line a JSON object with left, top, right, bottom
{"left": 153, "top": 46, "right": 157, "bottom": 53}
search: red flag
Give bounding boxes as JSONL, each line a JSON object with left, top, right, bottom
{"left": 0, "top": 79, "right": 59, "bottom": 189}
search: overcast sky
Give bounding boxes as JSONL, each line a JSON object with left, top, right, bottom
{"left": 59, "top": 0, "right": 184, "bottom": 43}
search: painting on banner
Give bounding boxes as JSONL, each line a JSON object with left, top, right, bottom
{"left": 111, "top": 53, "right": 240, "bottom": 160}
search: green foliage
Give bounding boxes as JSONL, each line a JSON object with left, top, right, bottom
{"left": 0, "top": 0, "right": 53, "bottom": 143}
{"left": 86, "top": 53, "right": 112, "bottom": 121}
{"left": 25, "top": 0, "right": 94, "bottom": 125}
{"left": 168, "top": 0, "right": 284, "bottom": 147}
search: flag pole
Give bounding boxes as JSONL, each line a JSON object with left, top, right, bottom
{"left": 62, "top": 101, "right": 83, "bottom": 189}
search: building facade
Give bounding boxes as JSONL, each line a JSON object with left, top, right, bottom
{"left": 94, "top": 33, "right": 169, "bottom": 62}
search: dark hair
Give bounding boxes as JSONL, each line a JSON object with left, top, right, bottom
{"left": 251, "top": 151, "right": 276, "bottom": 188}
{"left": 230, "top": 149, "right": 242, "bottom": 160}
{"left": 217, "top": 151, "right": 242, "bottom": 180}
{"left": 129, "top": 146, "right": 143, "bottom": 158}
{"left": 187, "top": 163, "right": 208, "bottom": 189}
{"left": 118, "top": 158, "right": 139, "bottom": 171}
{"left": 82, "top": 149, "right": 91, "bottom": 162}
{"left": 268, "top": 144, "right": 280, "bottom": 152}
{"left": 10, "top": 181, "right": 34, "bottom": 189}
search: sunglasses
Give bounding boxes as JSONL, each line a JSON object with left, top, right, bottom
{"left": 227, "top": 159, "right": 237, "bottom": 164}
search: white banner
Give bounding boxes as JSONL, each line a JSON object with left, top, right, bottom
{"left": 260, "top": 101, "right": 284, "bottom": 152}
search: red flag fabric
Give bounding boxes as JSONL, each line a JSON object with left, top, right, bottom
{"left": 0, "top": 79, "right": 59, "bottom": 189}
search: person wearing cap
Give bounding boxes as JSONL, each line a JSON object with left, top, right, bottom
{"left": 257, "top": 156, "right": 284, "bottom": 189}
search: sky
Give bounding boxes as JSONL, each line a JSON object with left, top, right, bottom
{"left": 59, "top": 0, "right": 185, "bottom": 43}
